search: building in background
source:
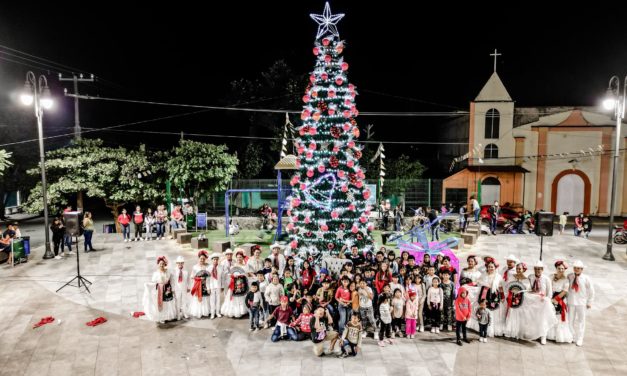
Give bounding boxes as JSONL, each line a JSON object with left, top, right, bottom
{"left": 443, "top": 72, "right": 627, "bottom": 216}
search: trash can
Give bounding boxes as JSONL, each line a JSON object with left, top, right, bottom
{"left": 21, "top": 236, "right": 30, "bottom": 255}
{"left": 185, "top": 214, "right": 195, "bottom": 230}
{"left": 103, "top": 224, "right": 115, "bottom": 233}
{"left": 11, "top": 239, "right": 26, "bottom": 263}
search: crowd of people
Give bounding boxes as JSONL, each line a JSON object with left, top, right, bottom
{"left": 144, "top": 242, "right": 595, "bottom": 357}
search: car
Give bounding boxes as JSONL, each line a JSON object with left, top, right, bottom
{"left": 479, "top": 205, "right": 520, "bottom": 226}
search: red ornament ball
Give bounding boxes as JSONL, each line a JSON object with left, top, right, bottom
{"left": 327, "top": 243, "right": 335, "bottom": 250}
{"left": 292, "top": 198, "right": 301, "bottom": 207}
{"left": 322, "top": 38, "right": 330, "bottom": 46}
{"left": 341, "top": 62, "right": 349, "bottom": 71}
{"left": 341, "top": 185, "right": 348, "bottom": 193}
{"left": 331, "top": 211, "right": 339, "bottom": 219}
{"left": 343, "top": 110, "right": 351, "bottom": 118}
{"left": 329, "top": 156, "right": 339, "bottom": 168}
{"left": 328, "top": 90, "right": 336, "bottom": 98}
{"left": 335, "top": 78, "right": 343, "bottom": 86}
{"left": 318, "top": 165, "right": 326, "bottom": 173}
{"left": 324, "top": 55, "right": 332, "bottom": 63}
{"left": 309, "top": 142, "right": 316, "bottom": 150}
{"left": 290, "top": 240, "right": 298, "bottom": 249}
{"left": 313, "top": 47, "right": 320, "bottom": 55}
{"left": 342, "top": 123, "right": 351, "bottom": 131}
{"left": 321, "top": 73, "right": 328, "bottom": 81}
{"left": 337, "top": 170, "right": 346, "bottom": 178}
{"left": 306, "top": 169, "right": 314, "bottom": 178}
{"left": 339, "top": 223, "right": 346, "bottom": 230}
{"left": 351, "top": 225, "right": 359, "bottom": 234}
{"left": 347, "top": 160, "right": 354, "bottom": 168}
{"left": 308, "top": 127, "right": 317, "bottom": 135}
{"left": 359, "top": 216, "right": 367, "bottom": 224}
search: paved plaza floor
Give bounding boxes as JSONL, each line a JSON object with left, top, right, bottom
{"left": 0, "top": 232, "right": 626, "bottom": 376}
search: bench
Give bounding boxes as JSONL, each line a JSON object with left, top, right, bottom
{"left": 172, "top": 228, "right": 187, "bottom": 240}
{"left": 177, "top": 233, "right": 192, "bottom": 244}
{"left": 212, "top": 240, "right": 231, "bottom": 253}
{"left": 191, "top": 237, "right": 209, "bottom": 249}
{"left": 461, "top": 233, "right": 477, "bottom": 245}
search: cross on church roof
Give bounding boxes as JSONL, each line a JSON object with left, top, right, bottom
{"left": 490, "top": 48, "right": 501, "bottom": 72}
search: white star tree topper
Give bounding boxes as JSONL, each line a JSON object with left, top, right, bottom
{"left": 310, "top": 2, "right": 345, "bottom": 39}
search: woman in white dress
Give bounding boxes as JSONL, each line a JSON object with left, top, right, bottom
{"left": 468, "top": 257, "right": 505, "bottom": 337}
{"left": 143, "top": 256, "right": 178, "bottom": 323}
{"left": 460, "top": 255, "right": 482, "bottom": 285}
{"left": 189, "top": 250, "right": 212, "bottom": 318}
{"left": 503, "top": 262, "right": 530, "bottom": 339}
{"left": 220, "top": 265, "right": 249, "bottom": 318}
{"left": 547, "top": 260, "right": 573, "bottom": 343}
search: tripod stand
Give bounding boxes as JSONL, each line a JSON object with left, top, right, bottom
{"left": 56, "top": 235, "right": 92, "bottom": 293}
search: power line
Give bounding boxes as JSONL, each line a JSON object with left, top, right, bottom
{"left": 64, "top": 93, "right": 469, "bottom": 117}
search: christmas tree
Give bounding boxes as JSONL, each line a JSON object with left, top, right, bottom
{"left": 287, "top": 2, "right": 374, "bottom": 260}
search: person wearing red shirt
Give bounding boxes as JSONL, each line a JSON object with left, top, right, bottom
{"left": 454, "top": 286, "right": 472, "bottom": 346}
{"left": 335, "top": 276, "right": 352, "bottom": 333}
{"left": 132, "top": 205, "right": 144, "bottom": 241}
{"left": 118, "top": 208, "right": 131, "bottom": 242}
{"left": 374, "top": 262, "right": 392, "bottom": 295}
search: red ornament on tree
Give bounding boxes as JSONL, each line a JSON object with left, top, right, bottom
{"left": 324, "top": 55, "right": 332, "bottom": 63}
{"left": 341, "top": 185, "right": 348, "bottom": 193}
{"left": 308, "top": 142, "right": 316, "bottom": 150}
{"left": 306, "top": 169, "right": 314, "bottom": 178}
{"left": 292, "top": 198, "right": 301, "bottom": 207}
{"left": 343, "top": 110, "right": 351, "bottom": 118}
{"left": 318, "top": 165, "right": 326, "bottom": 173}
{"left": 342, "top": 123, "right": 351, "bottom": 131}
{"left": 308, "top": 126, "right": 317, "bottom": 135}
{"left": 348, "top": 141, "right": 356, "bottom": 148}
{"left": 348, "top": 204, "right": 356, "bottom": 211}
{"left": 321, "top": 73, "right": 328, "bottom": 81}
{"left": 341, "top": 62, "right": 349, "bottom": 71}
{"left": 339, "top": 223, "right": 346, "bottom": 230}
{"left": 331, "top": 211, "right": 339, "bottom": 219}
{"left": 328, "top": 90, "right": 336, "bottom": 98}
{"left": 329, "top": 156, "right": 339, "bottom": 168}
{"left": 337, "top": 170, "right": 345, "bottom": 178}
{"left": 302, "top": 95, "right": 310, "bottom": 103}
{"left": 351, "top": 225, "right": 359, "bottom": 234}
{"left": 347, "top": 160, "right": 354, "bottom": 168}
{"left": 320, "top": 224, "right": 328, "bottom": 232}
{"left": 335, "top": 77, "right": 343, "bottom": 86}
{"left": 330, "top": 127, "right": 341, "bottom": 138}
{"left": 352, "top": 127, "right": 360, "bottom": 138}
{"left": 322, "top": 38, "right": 330, "bottom": 46}
{"left": 359, "top": 216, "right": 367, "bottom": 224}
{"left": 349, "top": 173, "right": 358, "bottom": 185}
{"left": 354, "top": 150, "right": 362, "bottom": 159}
{"left": 336, "top": 43, "right": 344, "bottom": 53}
{"left": 299, "top": 183, "right": 306, "bottom": 191}
{"left": 313, "top": 47, "right": 320, "bottom": 55}
{"left": 363, "top": 190, "right": 371, "bottom": 200}
{"left": 290, "top": 240, "right": 298, "bottom": 249}
{"left": 312, "top": 112, "right": 321, "bottom": 121}
{"left": 327, "top": 243, "right": 335, "bottom": 250}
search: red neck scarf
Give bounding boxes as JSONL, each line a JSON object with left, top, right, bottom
{"left": 178, "top": 269, "right": 183, "bottom": 283}
{"left": 572, "top": 275, "right": 580, "bottom": 292}
{"left": 212, "top": 265, "right": 218, "bottom": 279}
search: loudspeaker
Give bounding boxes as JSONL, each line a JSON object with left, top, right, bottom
{"left": 535, "top": 212, "right": 554, "bottom": 237}
{"left": 63, "top": 211, "right": 81, "bottom": 236}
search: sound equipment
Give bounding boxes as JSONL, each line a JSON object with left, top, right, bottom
{"left": 535, "top": 212, "right": 554, "bottom": 237}
{"left": 63, "top": 211, "right": 81, "bottom": 236}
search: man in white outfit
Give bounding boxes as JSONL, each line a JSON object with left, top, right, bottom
{"left": 268, "top": 243, "right": 286, "bottom": 276}
{"left": 208, "top": 253, "right": 223, "bottom": 319}
{"left": 220, "top": 249, "right": 234, "bottom": 289}
{"left": 568, "top": 260, "right": 594, "bottom": 346}
{"left": 173, "top": 256, "right": 189, "bottom": 319}
{"left": 501, "top": 255, "right": 519, "bottom": 283}
{"left": 528, "top": 260, "right": 553, "bottom": 345}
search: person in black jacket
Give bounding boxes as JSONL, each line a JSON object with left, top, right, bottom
{"left": 50, "top": 217, "right": 66, "bottom": 259}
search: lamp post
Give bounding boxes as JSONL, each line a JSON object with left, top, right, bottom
{"left": 601, "top": 76, "right": 624, "bottom": 261}
{"left": 20, "top": 71, "right": 54, "bottom": 259}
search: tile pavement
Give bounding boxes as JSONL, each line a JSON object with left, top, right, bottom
{"left": 0, "top": 232, "right": 626, "bottom": 375}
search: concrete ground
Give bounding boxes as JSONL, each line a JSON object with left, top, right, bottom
{"left": 0, "top": 224, "right": 626, "bottom": 375}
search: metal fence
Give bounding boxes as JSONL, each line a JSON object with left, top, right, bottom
{"left": 199, "top": 178, "right": 443, "bottom": 215}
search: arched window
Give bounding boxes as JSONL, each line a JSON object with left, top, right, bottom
{"left": 485, "top": 144, "right": 498, "bottom": 159}
{"left": 485, "top": 108, "right": 500, "bottom": 139}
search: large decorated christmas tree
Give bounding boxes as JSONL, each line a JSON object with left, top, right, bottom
{"left": 287, "top": 2, "right": 374, "bottom": 260}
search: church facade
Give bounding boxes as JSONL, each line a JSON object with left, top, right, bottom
{"left": 443, "top": 72, "right": 627, "bottom": 216}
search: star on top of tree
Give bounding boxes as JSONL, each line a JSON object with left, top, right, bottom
{"left": 310, "top": 2, "right": 345, "bottom": 39}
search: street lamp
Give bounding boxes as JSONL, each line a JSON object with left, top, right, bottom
{"left": 21, "top": 71, "right": 54, "bottom": 259}
{"left": 601, "top": 76, "right": 624, "bottom": 261}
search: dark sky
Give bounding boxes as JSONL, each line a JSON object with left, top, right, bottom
{"left": 1, "top": 1, "right": 627, "bottom": 174}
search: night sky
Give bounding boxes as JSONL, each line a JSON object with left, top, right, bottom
{"left": 1, "top": 1, "right": 627, "bottom": 176}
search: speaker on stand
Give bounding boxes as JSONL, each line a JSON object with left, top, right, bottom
{"left": 534, "top": 212, "right": 554, "bottom": 261}
{"left": 57, "top": 211, "right": 92, "bottom": 293}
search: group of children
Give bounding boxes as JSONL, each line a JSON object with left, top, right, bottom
{"left": 143, "top": 243, "right": 595, "bottom": 357}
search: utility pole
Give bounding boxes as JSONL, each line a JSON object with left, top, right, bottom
{"left": 60, "top": 73, "right": 94, "bottom": 211}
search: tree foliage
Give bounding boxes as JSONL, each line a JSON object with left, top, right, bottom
{"left": 166, "top": 140, "right": 239, "bottom": 209}
{"left": 24, "top": 139, "right": 163, "bottom": 223}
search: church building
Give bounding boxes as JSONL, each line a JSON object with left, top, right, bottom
{"left": 443, "top": 69, "right": 627, "bottom": 216}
